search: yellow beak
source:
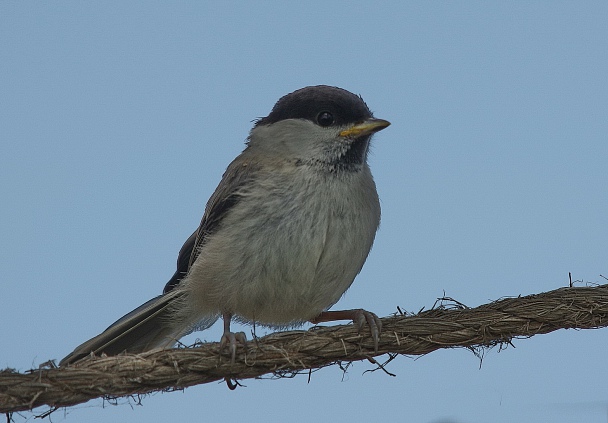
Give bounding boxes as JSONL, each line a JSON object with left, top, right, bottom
{"left": 339, "top": 118, "right": 391, "bottom": 138}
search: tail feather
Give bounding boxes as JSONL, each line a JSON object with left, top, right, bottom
{"left": 60, "top": 290, "right": 208, "bottom": 366}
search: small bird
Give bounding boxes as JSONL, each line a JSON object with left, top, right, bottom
{"left": 60, "top": 85, "right": 390, "bottom": 366}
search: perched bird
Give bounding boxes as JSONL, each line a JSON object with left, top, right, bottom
{"left": 60, "top": 85, "right": 390, "bottom": 366}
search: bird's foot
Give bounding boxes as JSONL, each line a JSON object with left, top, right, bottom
{"left": 220, "top": 330, "right": 247, "bottom": 363}
{"left": 310, "top": 309, "right": 382, "bottom": 352}
{"left": 220, "top": 313, "right": 247, "bottom": 363}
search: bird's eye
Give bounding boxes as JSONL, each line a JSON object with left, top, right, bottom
{"left": 316, "top": 111, "right": 334, "bottom": 127}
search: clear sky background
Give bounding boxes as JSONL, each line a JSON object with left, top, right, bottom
{"left": 2, "top": 2, "right": 607, "bottom": 422}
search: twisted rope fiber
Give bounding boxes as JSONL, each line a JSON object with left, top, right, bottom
{"left": 2, "top": 284, "right": 607, "bottom": 413}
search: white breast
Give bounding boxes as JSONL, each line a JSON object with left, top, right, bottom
{"left": 180, "top": 164, "right": 380, "bottom": 327}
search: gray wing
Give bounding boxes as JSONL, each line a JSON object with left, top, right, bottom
{"left": 163, "top": 155, "right": 259, "bottom": 293}
{"left": 164, "top": 152, "right": 260, "bottom": 293}
{"left": 61, "top": 151, "right": 259, "bottom": 365}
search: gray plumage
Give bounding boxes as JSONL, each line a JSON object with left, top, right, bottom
{"left": 60, "top": 85, "right": 389, "bottom": 366}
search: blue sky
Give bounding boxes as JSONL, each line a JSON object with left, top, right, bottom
{"left": 1, "top": 2, "right": 607, "bottom": 422}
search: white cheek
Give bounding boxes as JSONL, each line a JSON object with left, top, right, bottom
{"left": 248, "top": 119, "right": 345, "bottom": 160}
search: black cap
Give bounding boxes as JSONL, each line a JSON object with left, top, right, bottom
{"left": 256, "top": 85, "right": 373, "bottom": 127}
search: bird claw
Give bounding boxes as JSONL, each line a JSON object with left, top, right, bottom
{"left": 220, "top": 330, "right": 247, "bottom": 363}
{"left": 310, "top": 308, "right": 382, "bottom": 352}
{"left": 352, "top": 309, "right": 382, "bottom": 352}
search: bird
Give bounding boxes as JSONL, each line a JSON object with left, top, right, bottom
{"left": 60, "top": 85, "right": 390, "bottom": 366}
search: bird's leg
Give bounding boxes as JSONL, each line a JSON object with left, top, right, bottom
{"left": 219, "top": 312, "right": 247, "bottom": 363}
{"left": 310, "top": 309, "right": 382, "bottom": 352}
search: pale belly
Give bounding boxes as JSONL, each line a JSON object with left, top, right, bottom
{"left": 181, "top": 168, "right": 380, "bottom": 327}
